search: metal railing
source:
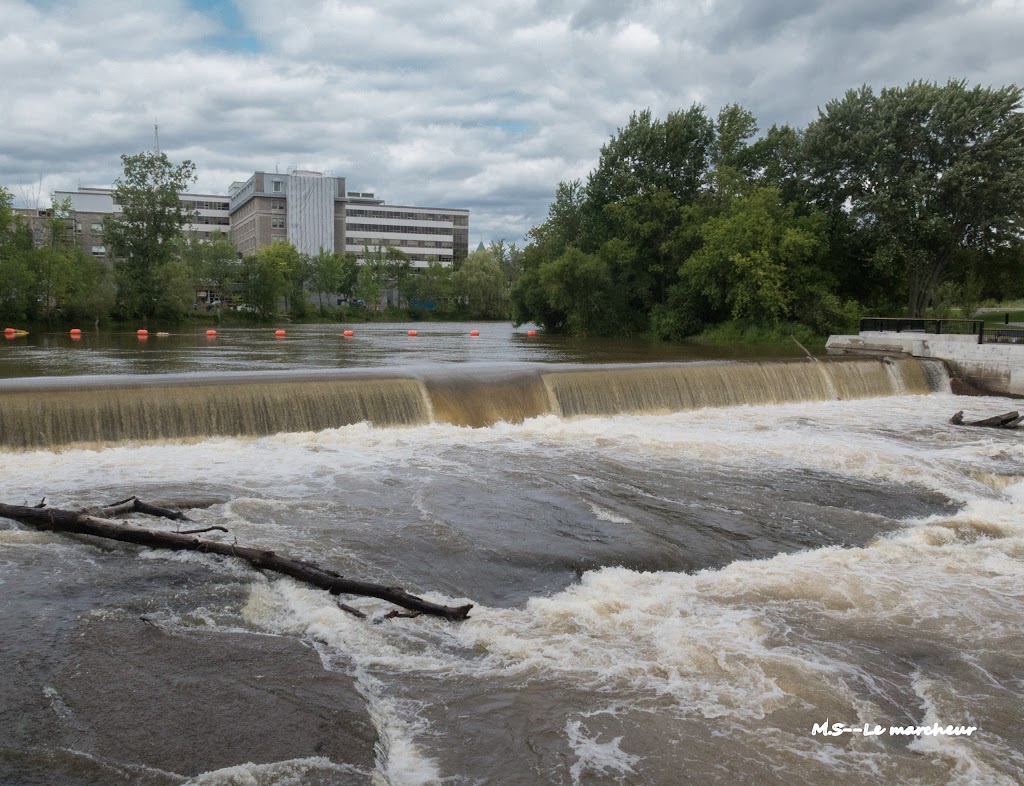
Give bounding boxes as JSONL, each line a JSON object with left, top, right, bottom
{"left": 859, "top": 318, "right": 986, "bottom": 344}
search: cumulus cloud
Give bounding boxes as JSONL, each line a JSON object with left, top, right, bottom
{"left": 2, "top": 0, "right": 1023, "bottom": 242}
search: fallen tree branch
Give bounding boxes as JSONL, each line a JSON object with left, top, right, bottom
{"left": 0, "top": 502, "right": 473, "bottom": 621}
{"left": 950, "top": 410, "right": 1022, "bottom": 429}
{"left": 93, "top": 496, "right": 194, "bottom": 522}
{"left": 789, "top": 335, "right": 820, "bottom": 362}
{"left": 178, "top": 525, "right": 230, "bottom": 535}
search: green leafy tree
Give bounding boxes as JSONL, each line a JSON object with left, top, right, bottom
{"left": 0, "top": 187, "right": 36, "bottom": 321}
{"left": 103, "top": 151, "right": 197, "bottom": 320}
{"left": 241, "top": 241, "right": 301, "bottom": 320}
{"left": 586, "top": 106, "right": 717, "bottom": 212}
{"left": 29, "top": 196, "right": 78, "bottom": 322}
{"left": 406, "top": 260, "right": 454, "bottom": 310}
{"left": 309, "top": 247, "right": 358, "bottom": 310}
{"left": 804, "top": 80, "right": 1024, "bottom": 315}
{"left": 181, "top": 230, "right": 239, "bottom": 306}
{"left": 511, "top": 182, "right": 587, "bottom": 331}
{"left": 537, "top": 246, "right": 623, "bottom": 336}
{"left": 355, "top": 245, "right": 388, "bottom": 309}
{"left": 678, "top": 185, "right": 840, "bottom": 330}
{"left": 383, "top": 247, "right": 413, "bottom": 307}
{"left": 66, "top": 249, "right": 117, "bottom": 324}
{"left": 453, "top": 249, "right": 509, "bottom": 319}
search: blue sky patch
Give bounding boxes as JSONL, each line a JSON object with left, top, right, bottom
{"left": 189, "top": 0, "right": 261, "bottom": 52}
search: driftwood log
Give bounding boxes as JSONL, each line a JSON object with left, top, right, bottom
{"left": 949, "top": 410, "right": 1023, "bottom": 429}
{"left": 0, "top": 500, "right": 473, "bottom": 621}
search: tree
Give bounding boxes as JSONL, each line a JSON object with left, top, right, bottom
{"left": 406, "top": 260, "right": 454, "bottom": 310}
{"left": 241, "top": 241, "right": 301, "bottom": 320}
{"left": 804, "top": 80, "right": 1024, "bottom": 316}
{"left": 383, "top": 247, "right": 412, "bottom": 307}
{"left": 355, "top": 246, "right": 388, "bottom": 309}
{"left": 0, "top": 187, "right": 36, "bottom": 321}
{"left": 31, "top": 196, "right": 77, "bottom": 322}
{"left": 65, "top": 250, "right": 116, "bottom": 325}
{"left": 181, "top": 230, "right": 239, "bottom": 307}
{"left": 309, "top": 247, "right": 358, "bottom": 310}
{"left": 103, "top": 152, "right": 197, "bottom": 320}
{"left": 453, "top": 248, "right": 509, "bottom": 319}
{"left": 677, "top": 185, "right": 845, "bottom": 331}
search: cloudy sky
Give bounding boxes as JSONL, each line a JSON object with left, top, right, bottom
{"left": 2, "top": 0, "right": 1023, "bottom": 244}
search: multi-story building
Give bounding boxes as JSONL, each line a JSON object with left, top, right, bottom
{"left": 34, "top": 187, "right": 232, "bottom": 259}
{"left": 228, "top": 170, "right": 469, "bottom": 267}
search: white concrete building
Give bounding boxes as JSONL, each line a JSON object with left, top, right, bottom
{"left": 228, "top": 170, "right": 469, "bottom": 267}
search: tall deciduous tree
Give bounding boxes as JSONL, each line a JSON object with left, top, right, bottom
{"left": 181, "top": 229, "right": 239, "bottom": 306}
{"left": 241, "top": 241, "right": 301, "bottom": 320}
{"left": 103, "top": 152, "right": 197, "bottom": 320}
{"left": 454, "top": 248, "right": 509, "bottom": 319}
{"left": 309, "top": 247, "right": 358, "bottom": 310}
{"left": 804, "top": 80, "right": 1024, "bottom": 316}
{"left": 0, "top": 187, "right": 35, "bottom": 321}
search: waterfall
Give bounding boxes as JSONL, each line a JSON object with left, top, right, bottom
{"left": 0, "top": 358, "right": 944, "bottom": 450}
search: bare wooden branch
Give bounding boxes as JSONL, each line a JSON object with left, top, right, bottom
{"left": 0, "top": 502, "right": 472, "bottom": 621}
{"left": 789, "top": 335, "right": 820, "bottom": 363}
{"left": 337, "top": 601, "right": 368, "bottom": 620}
{"left": 952, "top": 410, "right": 1021, "bottom": 429}
{"left": 177, "top": 526, "right": 230, "bottom": 535}
{"left": 93, "top": 496, "right": 194, "bottom": 522}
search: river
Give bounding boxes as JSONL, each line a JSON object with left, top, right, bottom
{"left": 0, "top": 325, "right": 1022, "bottom": 785}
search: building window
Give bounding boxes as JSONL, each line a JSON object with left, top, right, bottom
{"left": 272, "top": 180, "right": 282, "bottom": 193}
{"left": 90, "top": 222, "right": 103, "bottom": 232}
{"left": 271, "top": 217, "right": 285, "bottom": 229}
{"left": 90, "top": 245, "right": 106, "bottom": 256}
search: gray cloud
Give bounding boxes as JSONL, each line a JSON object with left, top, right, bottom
{"left": 2, "top": 0, "right": 1023, "bottom": 242}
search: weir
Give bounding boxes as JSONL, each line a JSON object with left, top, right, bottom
{"left": 0, "top": 357, "right": 941, "bottom": 450}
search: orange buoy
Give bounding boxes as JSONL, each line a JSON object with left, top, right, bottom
{"left": 343, "top": 330, "right": 354, "bottom": 337}
{"left": 137, "top": 329, "right": 149, "bottom": 338}
{"left": 3, "top": 328, "right": 16, "bottom": 336}
{"left": 527, "top": 329, "right": 538, "bottom": 337}
{"left": 274, "top": 329, "right": 286, "bottom": 337}
{"left": 469, "top": 330, "right": 480, "bottom": 336}
{"left": 407, "top": 329, "right": 418, "bottom": 336}
{"left": 206, "top": 329, "right": 217, "bottom": 337}
{"left": 69, "top": 328, "right": 82, "bottom": 339}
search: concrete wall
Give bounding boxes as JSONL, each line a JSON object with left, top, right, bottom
{"left": 827, "top": 333, "right": 1024, "bottom": 397}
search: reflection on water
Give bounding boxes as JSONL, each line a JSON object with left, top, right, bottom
{"left": 0, "top": 322, "right": 806, "bottom": 378}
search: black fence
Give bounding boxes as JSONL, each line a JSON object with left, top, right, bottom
{"left": 859, "top": 318, "right": 986, "bottom": 344}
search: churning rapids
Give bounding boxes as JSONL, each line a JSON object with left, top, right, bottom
{"left": 1, "top": 356, "right": 1023, "bottom": 785}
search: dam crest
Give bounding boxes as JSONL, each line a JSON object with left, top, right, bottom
{"left": 0, "top": 357, "right": 944, "bottom": 450}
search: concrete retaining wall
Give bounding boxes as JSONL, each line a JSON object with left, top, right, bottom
{"left": 827, "top": 332, "right": 1024, "bottom": 397}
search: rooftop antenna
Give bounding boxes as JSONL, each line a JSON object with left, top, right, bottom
{"left": 154, "top": 120, "right": 160, "bottom": 153}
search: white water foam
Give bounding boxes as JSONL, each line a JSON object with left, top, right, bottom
{"left": 3, "top": 392, "right": 1023, "bottom": 783}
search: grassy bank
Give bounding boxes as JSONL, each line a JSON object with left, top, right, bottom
{"left": 693, "top": 320, "right": 829, "bottom": 347}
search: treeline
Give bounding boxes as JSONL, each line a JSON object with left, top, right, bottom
{"left": 0, "top": 152, "right": 517, "bottom": 325}
{"left": 512, "top": 80, "right": 1024, "bottom": 338}
{"left": 0, "top": 190, "right": 117, "bottom": 324}
{"left": 240, "top": 239, "right": 520, "bottom": 322}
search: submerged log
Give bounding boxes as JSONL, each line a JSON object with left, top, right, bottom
{"left": 0, "top": 501, "right": 473, "bottom": 621}
{"left": 950, "top": 410, "right": 1021, "bottom": 429}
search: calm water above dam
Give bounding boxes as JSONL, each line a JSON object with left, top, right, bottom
{"left": 1, "top": 325, "right": 1023, "bottom": 785}
{"left": 0, "top": 321, "right": 804, "bottom": 378}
